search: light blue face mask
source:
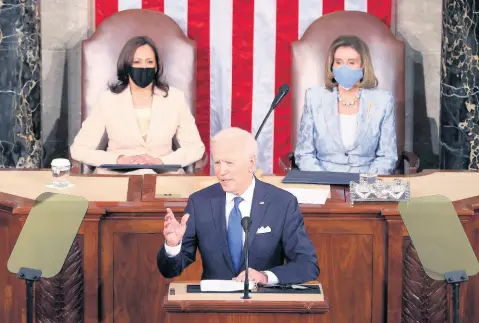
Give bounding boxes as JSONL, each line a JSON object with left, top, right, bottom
{"left": 332, "top": 65, "right": 364, "bottom": 90}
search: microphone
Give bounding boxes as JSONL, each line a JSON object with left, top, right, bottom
{"left": 241, "top": 216, "right": 252, "bottom": 232}
{"left": 254, "top": 84, "right": 290, "bottom": 140}
{"left": 241, "top": 216, "right": 253, "bottom": 300}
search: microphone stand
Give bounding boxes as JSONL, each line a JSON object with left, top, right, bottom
{"left": 242, "top": 232, "right": 251, "bottom": 299}
{"left": 241, "top": 217, "right": 252, "bottom": 300}
{"left": 254, "top": 84, "right": 290, "bottom": 140}
{"left": 255, "top": 106, "right": 274, "bottom": 141}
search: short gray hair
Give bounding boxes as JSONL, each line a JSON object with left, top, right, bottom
{"left": 212, "top": 127, "right": 258, "bottom": 158}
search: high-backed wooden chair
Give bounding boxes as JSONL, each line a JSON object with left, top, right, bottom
{"left": 73, "top": 9, "right": 207, "bottom": 174}
{"left": 279, "top": 11, "right": 419, "bottom": 174}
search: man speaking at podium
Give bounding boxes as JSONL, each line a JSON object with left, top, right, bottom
{"left": 157, "top": 127, "right": 319, "bottom": 285}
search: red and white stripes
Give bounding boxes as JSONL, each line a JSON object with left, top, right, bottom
{"left": 95, "top": 0, "right": 393, "bottom": 174}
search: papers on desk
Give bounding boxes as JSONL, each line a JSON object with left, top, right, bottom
{"left": 290, "top": 284, "right": 308, "bottom": 289}
{"left": 283, "top": 187, "right": 329, "bottom": 205}
{"left": 200, "top": 280, "right": 256, "bottom": 292}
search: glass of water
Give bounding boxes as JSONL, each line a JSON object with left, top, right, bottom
{"left": 51, "top": 158, "right": 71, "bottom": 188}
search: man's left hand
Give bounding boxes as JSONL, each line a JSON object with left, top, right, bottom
{"left": 233, "top": 268, "right": 268, "bottom": 285}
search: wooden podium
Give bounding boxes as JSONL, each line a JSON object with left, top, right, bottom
{"left": 162, "top": 282, "right": 330, "bottom": 323}
{"left": 4, "top": 170, "right": 479, "bottom": 322}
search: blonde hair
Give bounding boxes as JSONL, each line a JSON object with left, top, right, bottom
{"left": 324, "top": 35, "right": 378, "bottom": 91}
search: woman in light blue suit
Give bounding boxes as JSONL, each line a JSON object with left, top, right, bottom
{"left": 294, "top": 35, "right": 397, "bottom": 175}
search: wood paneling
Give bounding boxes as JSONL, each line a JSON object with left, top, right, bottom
{"left": 112, "top": 232, "right": 165, "bottom": 323}
{"left": 0, "top": 216, "right": 99, "bottom": 323}
{"left": 0, "top": 208, "right": 24, "bottom": 323}
{"left": 96, "top": 214, "right": 383, "bottom": 323}
{"left": 100, "top": 218, "right": 204, "bottom": 323}
{"left": 385, "top": 218, "right": 479, "bottom": 323}
{"left": 1, "top": 171, "right": 479, "bottom": 323}
{"left": 306, "top": 218, "right": 385, "bottom": 323}
{"left": 164, "top": 313, "right": 330, "bottom": 323}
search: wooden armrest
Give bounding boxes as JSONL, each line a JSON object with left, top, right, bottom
{"left": 71, "top": 160, "right": 82, "bottom": 174}
{"left": 401, "top": 151, "right": 420, "bottom": 174}
{"left": 278, "top": 152, "right": 294, "bottom": 175}
{"left": 278, "top": 151, "right": 419, "bottom": 175}
{"left": 70, "top": 159, "right": 95, "bottom": 174}
{"left": 193, "top": 152, "right": 209, "bottom": 174}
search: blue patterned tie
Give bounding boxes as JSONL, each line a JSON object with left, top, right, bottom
{"left": 227, "top": 197, "right": 243, "bottom": 273}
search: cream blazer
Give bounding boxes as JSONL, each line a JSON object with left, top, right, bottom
{"left": 70, "top": 86, "right": 205, "bottom": 167}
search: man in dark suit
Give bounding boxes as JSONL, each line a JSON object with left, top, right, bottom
{"left": 157, "top": 127, "right": 319, "bottom": 285}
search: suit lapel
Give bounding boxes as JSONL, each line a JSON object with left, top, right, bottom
{"left": 350, "top": 89, "right": 371, "bottom": 150}
{"left": 239, "top": 179, "right": 268, "bottom": 269}
{"left": 210, "top": 186, "right": 236, "bottom": 275}
{"left": 322, "top": 87, "right": 344, "bottom": 149}
{"left": 120, "top": 88, "right": 147, "bottom": 146}
{"left": 146, "top": 88, "right": 166, "bottom": 145}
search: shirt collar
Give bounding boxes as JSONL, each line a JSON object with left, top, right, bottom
{"left": 225, "top": 176, "right": 255, "bottom": 204}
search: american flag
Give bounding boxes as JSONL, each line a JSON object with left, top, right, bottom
{"left": 95, "top": 0, "right": 393, "bottom": 174}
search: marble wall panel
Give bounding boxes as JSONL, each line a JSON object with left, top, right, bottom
{"left": 440, "top": 0, "right": 479, "bottom": 169}
{"left": 0, "top": 1, "right": 42, "bottom": 168}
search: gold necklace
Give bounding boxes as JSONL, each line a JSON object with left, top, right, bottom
{"left": 337, "top": 89, "right": 361, "bottom": 106}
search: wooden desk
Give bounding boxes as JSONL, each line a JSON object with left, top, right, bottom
{"left": 1, "top": 170, "right": 479, "bottom": 323}
{"left": 163, "top": 282, "right": 329, "bottom": 323}
{"left": 0, "top": 170, "right": 143, "bottom": 323}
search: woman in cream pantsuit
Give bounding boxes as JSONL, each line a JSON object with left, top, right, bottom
{"left": 294, "top": 35, "right": 397, "bottom": 175}
{"left": 70, "top": 36, "right": 205, "bottom": 174}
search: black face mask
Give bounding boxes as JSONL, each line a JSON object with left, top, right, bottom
{"left": 129, "top": 67, "right": 156, "bottom": 88}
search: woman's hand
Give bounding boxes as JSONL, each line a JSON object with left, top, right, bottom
{"left": 116, "top": 154, "right": 163, "bottom": 165}
{"left": 116, "top": 155, "right": 132, "bottom": 164}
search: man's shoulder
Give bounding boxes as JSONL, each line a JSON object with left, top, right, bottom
{"left": 186, "top": 179, "right": 299, "bottom": 205}
{"left": 257, "top": 180, "right": 297, "bottom": 203}
{"left": 189, "top": 182, "right": 223, "bottom": 202}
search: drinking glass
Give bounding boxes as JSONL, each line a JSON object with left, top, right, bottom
{"left": 51, "top": 158, "right": 71, "bottom": 188}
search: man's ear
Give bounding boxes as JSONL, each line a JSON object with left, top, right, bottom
{"left": 249, "top": 155, "right": 257, "bottom": 173}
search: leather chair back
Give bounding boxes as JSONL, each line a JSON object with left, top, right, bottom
{"left": 291, "top": 11, "right": 405, "bottom": 155}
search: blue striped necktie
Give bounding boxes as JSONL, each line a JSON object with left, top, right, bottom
{"left": 227, "top": 197, "right": 243, "bottom": 273}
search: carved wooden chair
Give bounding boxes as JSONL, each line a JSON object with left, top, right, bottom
{"left": 279, "top": 11, "right": 419, "bottom": 174}
{"left": 72, "top": 9, "right": 207, "bottom": 174}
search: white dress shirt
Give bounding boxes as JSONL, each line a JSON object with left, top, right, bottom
{"left": 164, "top": 176, "right": 279, "bottom": 285}
{"left": 339, "top": 113, "right": 358, "bottom": 150}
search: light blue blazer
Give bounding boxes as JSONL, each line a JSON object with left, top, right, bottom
{"left": 294, "top": 85, "right": 398, "bottom": 175}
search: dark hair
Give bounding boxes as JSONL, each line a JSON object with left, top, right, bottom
{"left": 109, "top": 36, "right": 169, "bottom": 96}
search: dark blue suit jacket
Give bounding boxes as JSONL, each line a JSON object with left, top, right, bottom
{"left": 157, "top": 178, "right": 320, "bottom": 284}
